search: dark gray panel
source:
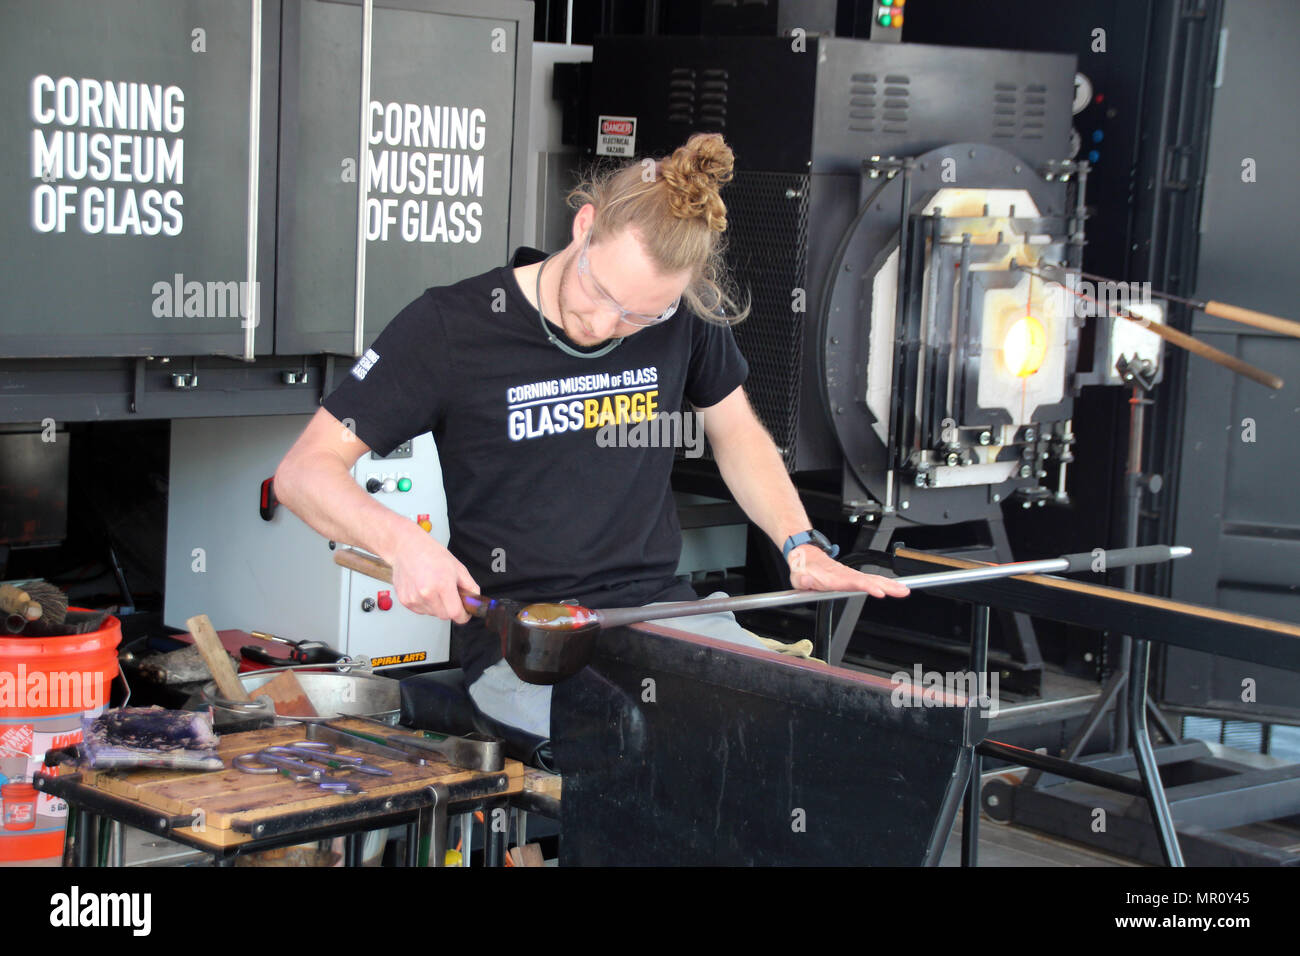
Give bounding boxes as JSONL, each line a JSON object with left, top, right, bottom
{"left": 275, "top": 0, "right": 528, "bottom": 355}
{"left": 1192, "top": 0, "right": 1300, "bottom": 331}
{"left": 364, "top": 7, "right": 517, "bottom": 333}
{"left": 0, "top": 0, "right": 276, "bottom": 357}
{"left": 274, "top": 0, "right": 362, "bottom": 355}
{"left": 812, "top": 38, "right": 1074, "bottom": 173}
{"left": 0, "top": 356, "right": 346, "bottom": 422}
{"left": 1164, "top": 0, "right": 1300, "bottom": 721}
{"left": 1223, "top": 335, "right": 1300, "bottom": 529}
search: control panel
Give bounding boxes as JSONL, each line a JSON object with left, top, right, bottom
{"left": 165, "top": 415, "right": 451, "bottom": 668}
{"left": 870, "top": 0, "right": 905, "bottom": 41}
{"left": 345, "top": 431, "right": 450, "bottom": 664}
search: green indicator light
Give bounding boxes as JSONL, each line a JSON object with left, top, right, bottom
{"left": 397, "top": 477, "right": 412, "bottom": 492}
{"left": 878, "top": 11, "right": 890, "bottom": 25}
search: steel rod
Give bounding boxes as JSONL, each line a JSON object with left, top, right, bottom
{"left": 962, "top": 603, "right": 990, "bottom": 868}
{"left": 594, "top": 546, "right": 1191, "bottom": 630}
{"left": 1129, "top": 637, "right": 1185, "bottom": 865}
{"left": 1063, "top": 265, "right": 1300, "bottom": 337}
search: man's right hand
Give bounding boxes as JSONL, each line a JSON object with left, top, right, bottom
{"left": 386, "top": 528, "right": 481, "bottom": 624}
{"left": 275, "top": 408, "right": 480, "bottom": 623}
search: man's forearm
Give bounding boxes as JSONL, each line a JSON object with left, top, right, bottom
{"left": 273, "top": 451, "right": 419, "bottom": 565}
{"left": 709, "top": 419, "right": 814, "bottom": 550}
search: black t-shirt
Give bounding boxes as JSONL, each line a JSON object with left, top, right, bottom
{"left": 322, "top": 248, "right": 748, "bottom": 686}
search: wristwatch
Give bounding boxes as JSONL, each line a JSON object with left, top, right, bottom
{"left": 782, "top": 529, "right": 840, "bottom": 560}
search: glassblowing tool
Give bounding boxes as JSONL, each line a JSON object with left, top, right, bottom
{"left": 1015, "top": 262, "right": 1285, "bottom": 390}
{"left": 1042, "top": 262, "right": 1300, "bottom": 340}
{"left": 340, "top": 714, "right": 505, "bottom": 772}
{"left": 506, "top": 545, "right": 1192, "bottom": 633}
{"left": 335, "top": 544, "right": 1191, "bottom": 684}
{"left": 233, "top": 748, "right": 368, "bottom": 794}
{"left": 299, "top": 721, "right": 430, "bottom": 766}
{"left": 274, "top": 742, "right": 392, "bottom": 777}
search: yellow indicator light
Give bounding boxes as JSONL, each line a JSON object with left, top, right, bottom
{"left": 1004, "top": 315, "right": 1047, "bottom": 377}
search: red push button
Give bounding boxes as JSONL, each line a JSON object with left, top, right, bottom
{"left": 377, "top": 590, "right": 393, "bottom": 611}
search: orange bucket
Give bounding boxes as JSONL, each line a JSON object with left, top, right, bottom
{"left": 0, "top": 612, "right": 120, "bottom": 865}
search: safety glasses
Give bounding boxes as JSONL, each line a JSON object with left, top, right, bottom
{"left": 576, "top": 231, "right": 681, "bottom": 327}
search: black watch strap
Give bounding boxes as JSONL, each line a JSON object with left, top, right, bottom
{"left": 782, "top": 530, "right": 840, "bottom": 560}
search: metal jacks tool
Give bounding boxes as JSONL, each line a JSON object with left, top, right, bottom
{"left": 232, "top": 741, "right": 374, "bottom": 794}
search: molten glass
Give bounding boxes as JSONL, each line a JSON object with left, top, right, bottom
{"left": 1004, "top": 314, "right": 1048, "bottom": 377}
{"left": 516, "top": 603, "right": 598, "bottom": 631}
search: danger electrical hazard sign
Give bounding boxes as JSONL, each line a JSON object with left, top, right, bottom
{"left": 596, "top": 115, "right": 636, "bottom": 157}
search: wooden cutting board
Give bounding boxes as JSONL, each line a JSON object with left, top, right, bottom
{"left": 77, "top": 719, "right": 525, "bottom": 849}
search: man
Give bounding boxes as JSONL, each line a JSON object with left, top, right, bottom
{"left": 274, "top": 134, "right": 907, "bottom": 738}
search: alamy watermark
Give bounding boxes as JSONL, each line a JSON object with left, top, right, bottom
{"left": 595, "top": 410, "right": 704, "bottom": 458}
{"left": 890, "top": 665, "right": 1000, "bottom": 717}
{"left": 1065, "top": 273, "right": 1154, "bottom": 321}
{"left": 50, "top": 887, "right": 151, "bottom": 936}
{"left": 151, "top": 273, "right": 259, "bottom": 324}
{"left": 0, "top": 665, "right": 105, "bottom": 710}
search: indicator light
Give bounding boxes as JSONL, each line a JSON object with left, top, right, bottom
{"left": 397, "top": 477, "right": 412, "bottom": 492}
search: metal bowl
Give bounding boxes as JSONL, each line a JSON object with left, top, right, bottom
{"left": 197, "top": 667, "right": 401, "bottom": 725}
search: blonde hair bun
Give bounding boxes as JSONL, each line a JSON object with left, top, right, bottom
{"left": 566, "top": 133, "right": 749, "bottom": 324}
{"left": 660, "top": 133, "right": 734, "bottom": 232}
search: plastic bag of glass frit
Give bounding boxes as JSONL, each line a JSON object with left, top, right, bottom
{"left": 79, "top": 706, "right": 223, "bottom": 771}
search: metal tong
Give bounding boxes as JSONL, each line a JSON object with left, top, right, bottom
{"left": 326, "top": 715, "right": 506, "bottom": 772}
{"left": 233, "top": 741, "right": 390, "bottom": 795}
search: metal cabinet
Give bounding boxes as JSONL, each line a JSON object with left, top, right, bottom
{"left": 0, "top": 0, "right": 277, "bottom": 359}
{"left": 274, "top": 0, "right": 530, "bottom": 356}
{"left": 1, "top": 0, "right": 530, "bottom": 405}
{"left": 1164, "top": 0, "right": 1300, "bottom": 725}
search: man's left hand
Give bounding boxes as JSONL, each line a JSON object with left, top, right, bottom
{"left": 787, "top": 545, "right": 910, "bottom": 599}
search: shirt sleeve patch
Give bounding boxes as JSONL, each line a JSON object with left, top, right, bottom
{"left": 350, "top": 347, "right": 381, "bottom": 381}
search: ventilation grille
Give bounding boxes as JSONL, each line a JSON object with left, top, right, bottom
{"left": 992, "top": 81, "right": 1048, "bottom": 141}
{"left": 667, "top": 67, "right": 729, "bottom": 129}
{"left": 717, "top": 172, "right": 811, "bottom": 469}
{"left": 847, "top": 72, "right": 909, "bottom": 135}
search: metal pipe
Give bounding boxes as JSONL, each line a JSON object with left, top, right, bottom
{"left": 353, "top": 0, "right": 375, "bottom": 358}
{"left": 1017, "top": 263, "right": 1284, "bottom": 389}
{"left": 976, "top": 740, "right": 1147, "bottom": 796}
{"left": 1128, "top": 638, "right": 1185, "bottom": 865}
{"left": 592, "top": 546, "right": 1191, "bottom": 630}
{"left": 334, "top": 545, "right": 1192, "bottom": 631}
{"left": 962, "top": 604, "right": 990, "bottom": 867}
{"left": 1064, "top": 265, "right": 1300, "bottom": 338}
{"left": 243, "top": 0, "right": 263, "bottom": 361}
